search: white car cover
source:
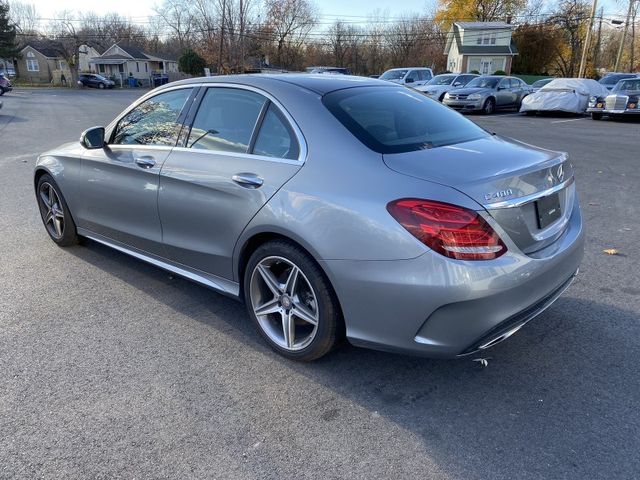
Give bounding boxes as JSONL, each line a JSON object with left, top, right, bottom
{"left": 520, "top": 78, "right": 610, "bottom": 114}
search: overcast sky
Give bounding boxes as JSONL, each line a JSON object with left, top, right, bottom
{"left": 22, "top": 0, "right": 626, "bottom": 27}
{"left": 25, "top": 0, "right": 436, "bottom": 22}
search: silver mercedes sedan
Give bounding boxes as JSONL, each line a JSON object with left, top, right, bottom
{"left": 34, "top": 74, "right": 584, "bottom": 361}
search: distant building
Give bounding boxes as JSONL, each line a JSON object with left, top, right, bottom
{"left": 89, "top": 44, "right": 180, "bottom": 86}
{"left": 444, "top": 21, "right": 519, "bottom": 75}
{"left": 15, "top": 41, "right": 99, "bottom": 85}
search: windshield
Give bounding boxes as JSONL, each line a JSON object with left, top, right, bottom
{"left": 323, "top": 86, "right": 489, "bottom": 154}
{"left": 427, "top": 75, "right": 456, "bottom": 86}
{"left": 614, "top": 79, "right": 640, "bottom": 91}
{"left": 94, "top": 74, "right": 108, "bottom": 81}
{"left": 465, "top": 77, "right": 499, "bottom": 89}
{"left": 380, "top": 70, "right": 408, "bottom": 80}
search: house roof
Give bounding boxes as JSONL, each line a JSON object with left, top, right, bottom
{"left": 454, "top": 21, "right": 513, "bottom": 30}
{"left": 21, "top": 40, "right": 65, "bottom": 59}
{"left": 117, "top": 44, "right": 149, "bottom": 59}
{"left": 445, "top": 23, "right": 518, "bottom": 56}
{"left": 459, "top": 44, "right": 519, "bottom": 55}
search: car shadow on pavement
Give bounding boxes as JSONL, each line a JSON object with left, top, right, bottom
{"left": 68, "top": 239, "right": 640, "bottom": 479}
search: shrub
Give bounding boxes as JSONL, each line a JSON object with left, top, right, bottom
{"left": 493, "top": 70, "right": 507, "bottom": 75}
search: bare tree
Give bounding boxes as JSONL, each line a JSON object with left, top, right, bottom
{"left": 264, "top": 0, "right": 317, "bottom": 68}
{"left": 49, "top": 11, "right": 87, "bottom": 87}
{"left": 8, "top": 0, "right": 37, "bottom": 34}
{"left": 154, "top": 0, "right": 196, "bottom": 51}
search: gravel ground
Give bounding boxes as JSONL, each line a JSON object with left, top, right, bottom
{"left": 0, "top": 88, "right": 638, "bottom": 479}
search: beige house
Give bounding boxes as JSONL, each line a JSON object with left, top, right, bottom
{"left": 16, "top": 41, "right": 69, "bottom": 85}
{"left": 16, "top": 42, "right": 101, "bottom": 85}
{"left": 444, "top": 22, "right": 519, "bottom": 75}
{"left": 89, "top": 44, "right": 180, "bottom": 87}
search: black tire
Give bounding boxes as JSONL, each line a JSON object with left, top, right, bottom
{"left": 244, "top": 240, "right": 342, "bottom": 361}
{"left": 0, "top": 88, "right": 4, "bottom": 96}
{"left": 99, "top": 83, "right": 105, "bottom": 89}
{"left": 482, "top": 98, "right": 495, "bottom": 115}
{"left": 36, "top": 174, "right": 80, "bottom": 247}
{"left": 439, "top": 93, "right": 445, "bottom": 102}
{"left": 525, "top": 110, "right": 537, "bottom": 116}
{"left": 591, "top": 112, "right": 603, "bottom": 120}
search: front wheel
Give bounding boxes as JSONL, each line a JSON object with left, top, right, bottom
{"left": 36, "top": 174, "right": 80, "bottom": 247}
{"left": 591, "top": 112, "right": 603, "bottom": 120}
{"left": 482, "top": 98, "right": 495, "bottom": 115}
{"left": 244, "top": 241, "right": 342, "bottom": 361}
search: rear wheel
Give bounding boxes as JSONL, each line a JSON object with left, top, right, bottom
{"left": 98, "top": 83, "right": 105, "bottom": 89}
{"left": 244, "top": 241, "right": 341, "bottom": 361}
{"left": 482, "top": 98, "right": 495, "bottom": 115}
{"left": 591, "top": 112, "right": 603, "bottom": 120}
{"left": 36, "top": 174, "right": 80, "bottom": 247}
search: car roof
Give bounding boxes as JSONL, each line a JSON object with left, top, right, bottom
{"left": 166, "top": 73, "right": 396, "bottom": 95}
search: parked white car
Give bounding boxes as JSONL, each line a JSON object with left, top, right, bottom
{"left": 379, "top": 67, "right": 434, "bottom": 87}
{"left": 520, "top": 78, "right": 610, "bottom": 114}
{"left": 414, "top": 73, "right": 479, "bottom": 101}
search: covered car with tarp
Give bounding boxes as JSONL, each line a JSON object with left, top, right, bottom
{"left": 519, "top": 78, "right": 610, "bottom": 114}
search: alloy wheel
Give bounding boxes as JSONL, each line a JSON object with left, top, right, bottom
{"left": 249, "top": 256, "right": 319, "bottom": 351}
{"left": 39, "top": 182, "right": 65, "bottom": 239}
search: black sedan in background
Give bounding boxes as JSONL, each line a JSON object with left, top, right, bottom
{"left": 78, "top": 74, "right": 115, "bottom": 89}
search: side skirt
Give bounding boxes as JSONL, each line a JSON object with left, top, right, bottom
{"left": 77, "top": 228, "right": 241, "bottom": 299}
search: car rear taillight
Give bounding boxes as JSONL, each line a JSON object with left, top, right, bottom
{"left": 387, "top": 199, "right": 506, "bottom": 260}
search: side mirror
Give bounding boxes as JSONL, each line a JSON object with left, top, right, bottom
{"left": 453, "top": 82, "right": 462, "bottom": 87}
{"left": 405, "top": 77, "right": 415, "bottom": 84}
{"left": 80, "top": 126, "right": 105, "bottom": 149}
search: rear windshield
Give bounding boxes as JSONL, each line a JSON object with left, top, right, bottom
{"left": 380, "top": 70, "right": 408, "bottom": 80}
{"left": 600, "top": 74, "right": 635, "bottom": 85}
{"left": 323, "top": 86, "right": 489, "bottom": 154}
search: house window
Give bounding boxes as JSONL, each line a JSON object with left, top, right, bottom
{"left": 58, "top": 60, "right": 67, "bottom": 70}
{"left": 98, "top": 64, "right": 105, "bottom": 73}
{"left": 477, "top": 32, "right": 497, "bottom": 45}
{"left": 26, "top": 51, "right": 39, "bottom": 72}
{"left": 145, "top": 63, "right": 148, "bottom": 72}
{"left": 136, "top": 62, "right": 139, "bottom": 73}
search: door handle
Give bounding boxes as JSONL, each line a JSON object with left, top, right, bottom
{"left": 232, "top": 173, "right": 264, "bottom": 188}
{"left": 134, "top": 155, "right": 156, "bottom": 169}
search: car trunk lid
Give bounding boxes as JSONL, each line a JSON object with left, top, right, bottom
{"left": 383, "top": 135, "right": 575, "bottom": 254}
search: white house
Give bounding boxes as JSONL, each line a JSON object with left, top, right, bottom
{"left": 89, "top": 44, "right": 179, "bottom": 86}
{"left": 444, "top": 21, "right": 519, "bottom": 75}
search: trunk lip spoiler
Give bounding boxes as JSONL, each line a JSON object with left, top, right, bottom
{"left": 484, "top": 175, "right": 574, "bottom": 210}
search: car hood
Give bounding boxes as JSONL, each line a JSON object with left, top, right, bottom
{"left": 383, "top": 135, "right": 566, "bottom": 207}
{"left": 448, "top": 87, "right": 491, "bottom": 95}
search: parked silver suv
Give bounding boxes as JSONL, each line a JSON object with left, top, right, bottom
{"left": 379, "top": 67, "right": 434, "bottom": 87}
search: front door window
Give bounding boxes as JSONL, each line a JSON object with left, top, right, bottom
{"left": 481, "top": 59, "right": 492, "bottom": 75}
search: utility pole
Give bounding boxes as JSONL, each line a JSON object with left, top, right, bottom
{"left": 239, "top": 0, "right": 245, "bottom": 74}
{"left": 217, "top": 0, "right": 227, "bottom": 75}
{"left": 614, "top": 0, "right": 634, "bottom": 71}
{"left": 593, "top": 8, "right": 604, "bottom": 73}
{"left": 631, "top": 1, "right": 637, "bottom": 71}
{"left": 579, "top": 0, "right": 598, "bottom": 77}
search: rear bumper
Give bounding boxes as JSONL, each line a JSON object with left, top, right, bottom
{"left": 321, "top": 199, "right": 584, "bottom": 358}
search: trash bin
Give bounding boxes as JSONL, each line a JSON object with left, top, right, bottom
{"left": 128, "top": 76, "right": 136, "bottom": 88}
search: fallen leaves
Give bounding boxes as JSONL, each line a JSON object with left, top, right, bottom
{"left": 603, "top": 248, "right": 620, "bottom": 255}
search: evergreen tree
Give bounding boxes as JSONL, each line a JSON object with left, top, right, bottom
{"left": 179, "top": 49, "right": 207, "bottom": 76}
{"left": 0, "top": 1, "right": 20, "bottom": 59}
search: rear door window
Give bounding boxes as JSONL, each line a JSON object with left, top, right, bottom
{"left": 323, "top": 86, "right": 489, "bottom": 154}
{"left": 252, "top": 104, "right": 300, "bottom": 160}
{"left": 187, "top": 87, "right": 266, "bottom": 153}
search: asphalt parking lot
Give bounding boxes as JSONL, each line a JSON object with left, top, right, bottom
{"left": 1, "top": 88, "right": 639, "bottom": 479}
